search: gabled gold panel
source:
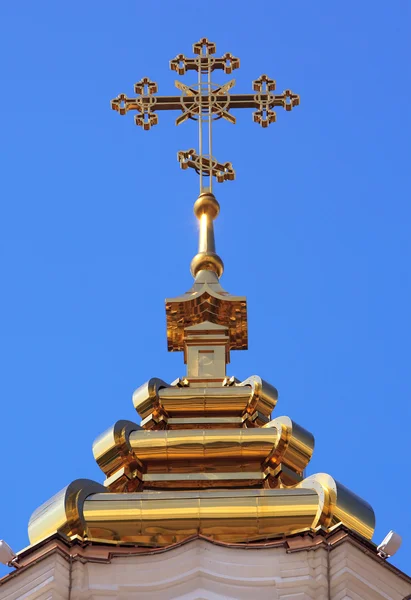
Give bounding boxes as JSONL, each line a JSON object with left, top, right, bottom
{"left": 166, "top": 270, "right": 247, "bottom": 352}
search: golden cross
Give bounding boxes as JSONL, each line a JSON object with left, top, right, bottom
{"left": 111, "top": 38, "right": 300, "bottom": 192}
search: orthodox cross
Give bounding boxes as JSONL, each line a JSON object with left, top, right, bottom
{"left": 111, "top": 38, "right": 300, "bottom": 192}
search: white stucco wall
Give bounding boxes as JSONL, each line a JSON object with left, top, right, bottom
{"left": 0, "top": 538, "right": 410, "bottom": 600}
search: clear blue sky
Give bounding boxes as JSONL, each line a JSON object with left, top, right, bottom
{"left": 1, "top": 0, "right": 410, "bottom": 578}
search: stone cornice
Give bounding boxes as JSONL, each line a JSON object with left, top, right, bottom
{"left": 2, "top": 525, "right": 410, "bottom": 589}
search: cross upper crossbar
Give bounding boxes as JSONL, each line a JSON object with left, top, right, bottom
{"left": 111, "top": 76, "right": 299, "bottom": 129}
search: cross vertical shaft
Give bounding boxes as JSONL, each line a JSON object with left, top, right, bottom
{"left": 196, "top": 40, "right": 216, "bottom": 193}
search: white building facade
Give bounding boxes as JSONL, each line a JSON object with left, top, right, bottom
{"left": 1, "top": 527, "right": 410, "bottom": 600}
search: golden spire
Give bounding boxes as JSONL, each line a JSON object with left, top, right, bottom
{"left": 110, "top": 38, "right": 300, "bottom": 362}
{"left": 190, "top": 191, "right": 223, "bottom": 278}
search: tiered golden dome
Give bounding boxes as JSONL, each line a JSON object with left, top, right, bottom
{"left": 28, "top": 191, "right": 375, "bottom": 547}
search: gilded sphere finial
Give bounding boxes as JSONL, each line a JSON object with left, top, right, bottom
{"left": 190, "top": 252, "right": 224, "bottom": 278}
{"left": 193, "top": 192, "right": 220, "bottom": 220}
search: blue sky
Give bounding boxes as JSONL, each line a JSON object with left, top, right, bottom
{"left": 1, "top": 0, "right": 410, "bottom": 578}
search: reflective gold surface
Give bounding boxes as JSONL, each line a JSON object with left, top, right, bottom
{"left": 129, "top": 428, "right": 279, "bottom": 463}
{"left": 29, "top": 485, "right": 319, "bottom": 545}
{"left": 190, "top": 192, "right": 223, "bottom": 279}
{"left": 93, "top": 420, "right": 142, "bottom": 480}
{"left": 264, "top": 416, "right": 314, "bottom": 477}
{"left": 28, "top": 473, "right": 375, "bottom": 546}
{"left": 83, "top": 489, "right": 318, "bottom": 545}
{"left": 27, "top": 37, "right": 377, "bottom": 551}
{"left": 167, "top": 416, "right": 245, "bottom": 428}
{"left": 31, "top": 355, "right": 375, "bottom": 544}
{"left": 28, "top": 480, "right": 106, "bottom": 545}
{"left": 166, "top": 268, "right": 248, "bottom": 353}
{"left": 298, "top": 474, "right": 375, "bottom": 540}
{"left": 132, "top": 375, "right": 277, "bottom": 426}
